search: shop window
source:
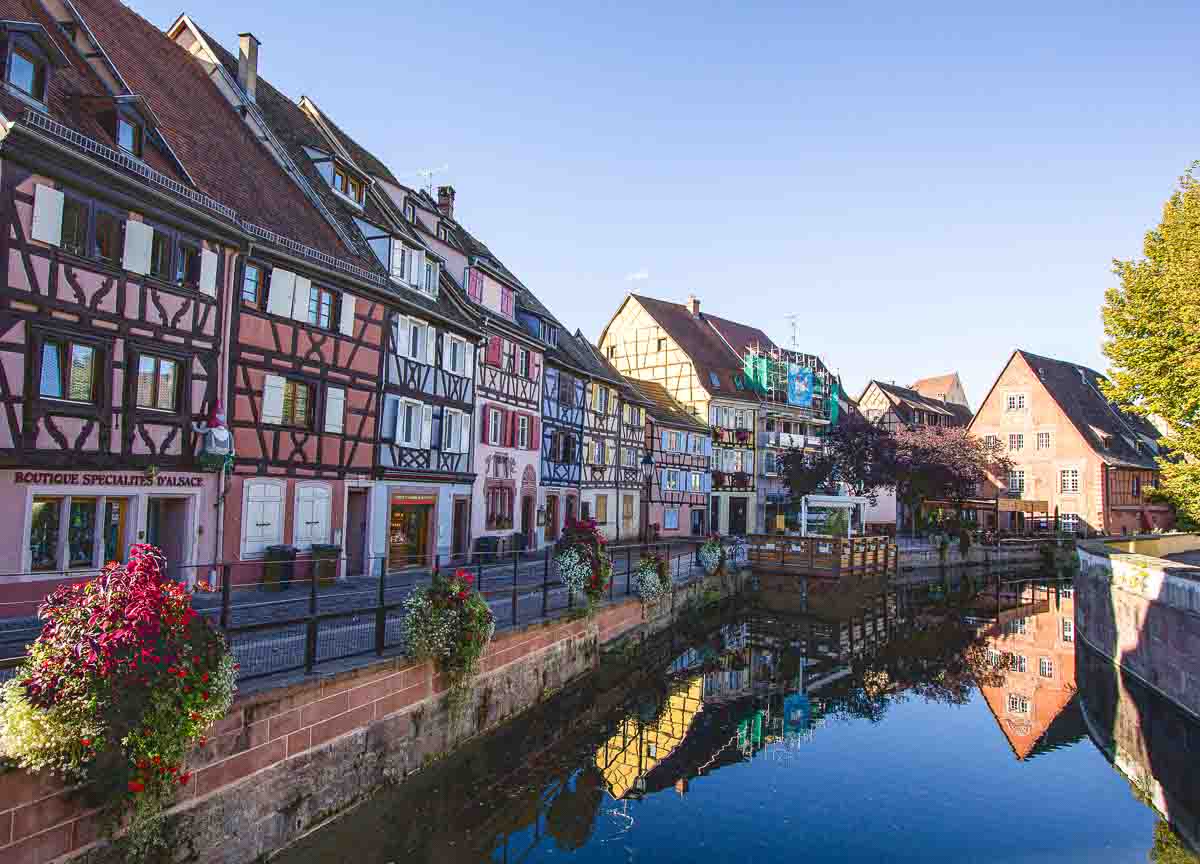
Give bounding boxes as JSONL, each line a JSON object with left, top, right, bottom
{"left": 29, "top": 496, "right": 61, "bottom": 571}
{"left": 242, "top": 479, "right": 284, "bottom": 556}
{"left": 135, "top": 354, "right": 179, "bottom": 412}
{"left": 67, "top": 498, "right": 97, "bottom": 568}
{"left": 40, "top": 337, "right": 97, "bottom": 404}
{"left": 103, "top": 499, "right": 128, "bottom": 564}
{"left": 294, "top": 483, "right": 332, "bottom": 550}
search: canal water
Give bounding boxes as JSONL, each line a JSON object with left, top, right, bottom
{"left": 277, "top": 573, "right": 1199, "bottom": 864}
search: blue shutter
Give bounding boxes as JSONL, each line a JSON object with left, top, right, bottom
{"left": 702, "top": 472, "right": 711, "bottom": 493}
{"left": 661, "top": 430, "right": 668, "bottom": 451}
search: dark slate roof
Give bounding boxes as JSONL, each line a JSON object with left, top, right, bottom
{"left": 704, "top": 313, "right": 777, "bottom": 359}
{"left": 868, "top": 381, "right": 973, "bottom": 427}
{"left": 1025, "top": 694, "right": 1087, "bottom": 761}
{"left": 627, "top": 380, "right": 708, "bottom": 431}
{"left": 631, "top": 294, "right": 756, "bottom": 399}
{"left": 1017, "top": 350, "right": 1162, "bottom": 470}
{"left": 304, "top": 100, "right": 402, "bottom": 187}
{"left": 63, "top": 0, "right": 349, "bottom": 255}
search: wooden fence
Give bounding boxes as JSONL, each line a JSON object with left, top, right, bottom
{"left": 744, "top": 534, "right": 896, "bottom": 578}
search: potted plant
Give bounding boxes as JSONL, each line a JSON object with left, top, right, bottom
{"left": 634, "top": 553, "right": 671, "bottom": 603}
{"left": 555, "top": 517, "right": 611, "bottom": 612}
{"left": 698, "top": 534, "right": 725, "bottom": 575}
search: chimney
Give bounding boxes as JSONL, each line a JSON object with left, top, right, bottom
{"left": 437, "top": 185, "right": 455, "bottom": 220}
{"left": 238, "top": 33, "right": 260, "bottom": 103}
{"left": 686, "top": 294, "right": 700, "bottom": 316}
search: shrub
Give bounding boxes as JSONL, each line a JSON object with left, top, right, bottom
{"left": 403, "top": 568, "right": 495, "bottom": 714}
{"left": 555, "top": 518, "right": 611, "bottom": 611}
{"left": 0, "top": 545, "right": 236, "bottom": 859}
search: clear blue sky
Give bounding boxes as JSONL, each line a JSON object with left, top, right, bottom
{"left": 138, "top": 0, "right": 1198, "bottom": 406}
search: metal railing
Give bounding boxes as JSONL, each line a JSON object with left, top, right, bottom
{"left": 0, "top": 540, "right": 707, "bottom": 684}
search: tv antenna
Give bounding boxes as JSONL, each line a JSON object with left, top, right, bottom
{"left": 784, "top": 314, "right": 800, "bottom": 350}
{"left": 412, "top": 164, "right": 449, "bottom": 195}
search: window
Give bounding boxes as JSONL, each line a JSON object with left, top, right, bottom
{"left": 596, "top": 386, "right": 609, "bottom": 413}
{"left": 664, "top": 507, "right": 680, "bottom": 530}
{"left": 622, "top": 494, "right": 634, "bottom": 524}
{"left": 307, "top": 284, "right": 334, "bottom": 329}
{"left": 518, "top": 348, "right": 530, "bottom": 378}
{"left": 664, "top": 469, "right": 680, "bottom": 491}
{"left": 332, "top": 164, "right": 364, "bottom": 204}
{"left": 67, "top": 498, "right": 97, "bottom": 568}
{"left": 1007, "top": 470, "right": 1025, "bottom": 495}
{"left": 94, "top": 209, "right": 124, "bottom": 265}
{"left": 242, "top": 263, "right": 264, "bottom": 306}
{"left": 558, "top": 374, "right": 576, "bottom": 407}
{"left": 595, "top": 495, "right": 608, "bottom": 524}
{"left": 607, "top": 345, "right": 616, "bottom": 359}
{"left": 1037, "top": 432, "right": 1051, "bottom": 450}
{"left": 623, "top": 448, "right": 636, "bottom": 468}
{"left": 135, "top": 354, "right": 178, "bottom": 412}
{"left": 1062, "top": 618, "right": 1074, "bottom": 643}
{"left": 1003, "top": 617, "right": 1028, "bottom": 637}
{"left": 1006, "top": 394, "right": 1026, "bottom": 411}
{"left": 1007, "top": 654, "right": 1027, "bottom": 673}
{"left": 518, "top": 415, "right": 530, "bottom": 449}
{"left": 116, "top": 117, "right": 142, "bottom": 157}
{"left": 442, "top": 408, "right": 469, "bottom": 453}
{"left": 175, "top": 239, "right": 200, "bottom": 287}
{"left": 656, "top": 337, "right": 667, "bottom": 352}
{"left": 486, "top": 485, "right": 514, "bottom": 527}
{"left": 437, "top": 223, "right": 448, "bottom": 242}
{"left": 488, "top": 407, "right": 502, "bottom": 446}
{"left": 987, "top": 648, "right": 1002, "bottom": 667}
{"left": 1007, "top": 694, "right": 1030, "bottom": 714}
{"left": 423, "top": 258, "right": 438, "bottom": 294}
{"left": 592, "top": 440, "right": 606, "bottom": 465}
{"left": 40, "top": 338, "right": 96, "bottom": 403}
{"left": 1060, "top": 469, "right": 1079, "bottom": 494}
{"left": 1008, "top": 434, "right": 1023, "bottom": 451}
{"left": 541, "top": 324, "right": 559, "bottom": 347}
{"left": 61, "top": 196, "right": 88, "bottom": 258}
{"left": 277, "top": 380, "right": 311, "bottom": 427}
{"left": 984, "top": 434, "right": 1000, "bottom": 448}
{"left": 30, "top": 496, "right": 60, "bottom": 571}
{"left": 404, "top": 200, "right": 416, "bottom": 222}
{"left": 1061, "top": 513, "right": 1079, "bottom": 534}
{"left": 690, "top": 472, "right": 702, "bottom": 491}
{"left": 1039, "top": 658, "right": 1054, "bottom": 678}
{"left": 148, "top": 227, "right": 172, "bottom": 280}
{"left": 395, "top": 399, "right": 424, "bottom": 447}
{"left": 8, "top": 45, "right": 46, "bottom": 101}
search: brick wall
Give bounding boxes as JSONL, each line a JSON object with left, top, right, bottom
{"left": 0, "top": 598, "right": 650, "bottom": 864}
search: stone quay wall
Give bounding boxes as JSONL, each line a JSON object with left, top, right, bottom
{"left": 1076, "top": 535, "right": 1200, "bottom": 719}
{"left": 0, "top": 572, "right": 737, "bottom": 864}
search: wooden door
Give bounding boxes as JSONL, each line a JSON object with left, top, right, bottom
{"left": 452, "top": 499, "right": 469, "bottom": 560}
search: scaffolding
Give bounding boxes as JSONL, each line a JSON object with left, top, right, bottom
{"left": 741, "top": 343, "right": 836, "bottom": 422}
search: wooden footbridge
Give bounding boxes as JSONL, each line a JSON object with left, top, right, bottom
{"left": 744, "top": 534, "right": 897, "bottom": 578}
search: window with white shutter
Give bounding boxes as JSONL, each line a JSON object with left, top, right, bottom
{"left": 291, "top": 274, "right": 312, "bottom": 321}
{"left": 261, "top": 374, "right": 285, "bottom": 425}
{"left": 325, "top": 386, "right": 345, "bottom": 434}
{"left": 122, "top": 220, "right": 153, "bottom": 276}
{"left": 420, "top": 404, "right": 433, "bottom": 448}
{"left": 198, "top": 249, "right": 218, "bottom": 296}
{"left": 442, "top": 408, "right": 462, "bottom": 452}
{"left": 410, "top": 249, "right": 426, "bottom": 288}
{"left": 424, "top": 324, "right": 436, "bottom": 365}
{"left": 339, "top": 294, "right": 356, "bottom": 336}
{"left": 31, "top": 184, "right": 64, "bottom": 246}
{"left": 241, "top": 479, "right": 285, "bottom": 556}
{"left": 395, "top": 399, "right": 423, "bottom": 447}
{"left": 266, "top": 269, "right": 296, "bottom": 318}
{"left": 293, "top": 482, "right": 332, "bottom": 550}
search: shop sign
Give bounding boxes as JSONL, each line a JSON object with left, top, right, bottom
{"left": 391, "top": 494, "right": 436, "bottom": 507}
{"left": 13, "top": 471, "right": 206, "bottom": 488}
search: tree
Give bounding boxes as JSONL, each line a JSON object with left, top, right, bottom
{"left": 892, "top": 426, "right": 1011, "bottom": 533}
{"left": 1103, "top": 165, "right": 1200, "bottom": 527}
{"left": 781, "top": 413, "right": 896, "bottom": 504}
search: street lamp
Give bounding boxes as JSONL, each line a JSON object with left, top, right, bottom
{"left": 640, "top": 450, "right": 654, "bottom": 542}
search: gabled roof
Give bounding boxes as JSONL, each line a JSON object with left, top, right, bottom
{"left": 864, "top": 380, "right": 973, "bottom": 427}
{"left": 911, "top": 372, "right": 963, "bottom": 403}
{"left": 627, "top": 294, "right": 757, "bottom": 399}
{"left": 301, "top": 98, "right": 402, "bottom": 187}
{"left": 63, "top": 0, "right": 347, "bottom": 254}
{"left": 984, "top": 351, "right": 1162, "bottom": 470}
{"left": 628, "top": 380, "right": 709, "bottom": 431}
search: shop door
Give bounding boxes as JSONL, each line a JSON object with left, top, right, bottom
{"left": 346, "top": 490, "right": 368, "bottom": 577}
{"left": 691, "top": 508, "right": 705, "bottom": 537}
{"left": 730, "top": 498, "right": 748, "bottom": 536}
{"left": 389, "top": 496, "right": 432, "bottom": 570}
{"left": 521, "top": 496, "right": 535, "bottom": 549}
{"left": 146, "top": 498, "right": 188, "bottom": 582}
{"left": 103, "top": 499, "right": 129, "bottom": 564}
{"left": 452, "top": 499, "right": 470, "bottom": 561}
{"left": 545, "top": 496, "right": 559, "bottom": 541}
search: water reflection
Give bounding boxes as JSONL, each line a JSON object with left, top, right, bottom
{"left": 277, "top": 572, "right": 1198, "bottom": 864}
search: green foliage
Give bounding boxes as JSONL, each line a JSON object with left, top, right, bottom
{"left": 825, "top": 509, "right": 849, "bottom": 538}
{"left": 1150, "top": 820, "right": 1200, "bottom": 864}
{"left": 1103, "top": 164, "right": 1200, "bottom": 525}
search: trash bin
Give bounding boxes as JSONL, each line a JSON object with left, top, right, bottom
{"left": 264, "top": 544, "right": 297, "bottom": 592}
{"left": 312, "top": 544, "right": 341, "bottom": 587}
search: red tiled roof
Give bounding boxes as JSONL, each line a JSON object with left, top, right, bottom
{"left": 631, "top": 294, "right": 756, "bottom": 399}
{"left": 911, "top": 373, "right": 959, "bottom": 400}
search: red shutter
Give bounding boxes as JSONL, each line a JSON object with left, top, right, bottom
{"left": 530, "top": 415, "right": 540, "bottom": 450}
{"left": 486, "top": 335, "right": 501, "bottom": 366}
{"left": 502, "top": 410, "right": 513, "bottom": 447}
{"left": 530, "top": 352, "right": 542, "bottom": 382}
{"left": 481, "top": 406, "right": 490, "bottom": 444}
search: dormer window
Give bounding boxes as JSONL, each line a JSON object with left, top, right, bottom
{"left": 437, "top": 223, "right": 448, "bottom": 242}
{"left": 404, "top": 200, "right": 416, "bottom": 223}
{"left": 8, "top": 45, "right": 44, "bottom": 100}
{"left": 332, "top": 165, "right": 364, "bottom": 205}
{"left": 116, "top": 117, "right": 143, "bottom": 157}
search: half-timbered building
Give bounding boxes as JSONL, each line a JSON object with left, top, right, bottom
{"left": 0, "top": 0, "right": 246, "bottom": 610}
{"left": 627, "top": 381, "right": 711, "bottom": 539}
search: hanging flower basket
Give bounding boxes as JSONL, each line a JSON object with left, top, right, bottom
{"left": 698, "top": 535, "right": 725, "bottom": 575}
{"left": 634, "top": 553, "right": 671, "bottom": 602}
{"left": 555, "top": 517, "right": 611, "bottom": 611}
{"left": 403, "top": 568, "right": 495, "bottom": 714}
{"left": 0, "top": 545, "right": 236, "bottom": 860}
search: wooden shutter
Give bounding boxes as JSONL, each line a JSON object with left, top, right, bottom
{"left": 481, "top": 406, "right": 490, "bottom": 443}
{"left": 266, "top": 269, "right": 296, "bottom": 317}
{"left": 324, "top": 386, "right": 345, "bottom": 434}
{"left": 702, "top": 472, "right": 711, "bottom": 493}
{"left": 709, "top": 405, "right": 718, "bottom": 425}
{"left": 486, "top": 335, "right": 501, "bottom": 366}
{"left": 503, "top": 410, "right": 515, "bottom": 447}
{"left": 530, "top": 416, "right": 540, "bottom": 450}
{"left": 440, "top": 334, "right": 451, "bottom": 370}
{"left": 31, "top": 184, "right": 64, "bottom": 246}
{"left": 660, "top": 431, "right": 669, "bottom": 451}
{"left": 261, "top": 374, "right": 285, "bottom": 425}
{"left": 420, "top": 403, "right": 433, "bottom": 448}
{"left": 744, "top": 452, "right": 754, "bottom": 475}
{"left": 339, "top": 294, "right": 357, "bottom": 336}
{"left": 410, "top": 249, "right": 425, "bottom": 286}
{"left": 424, "top": 324, "right": 436, "bottom": 365}
{"left": 198, "top": 249, "right": 219, "bottom": 296}
{"left": 430, "top": 261, "right": 440, "bottom": 293}
{"left": 122, "top": 220, "right": 152, "bottom": 276}
{"left": 291, "top": 275, "right": 312, "bottom": 321}
{"left": 464, "top": 342, "right": 475, "bottom": 376}
{"left": 461, "top": 414, "right": 472, "bottom": 453}
{"left": 243, "top": 480, "right": 284, "bottom": 556}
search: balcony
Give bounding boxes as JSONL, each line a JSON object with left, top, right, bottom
{"left": 712, "top": 470, "right": 753, "bottom": 491}
{"left": 712, "top": 427, "right": 754, "bottom": 448}
{"left": 767, "top": 431, "right": 821, "bottom": 450}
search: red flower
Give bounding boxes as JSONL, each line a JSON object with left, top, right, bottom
{"left": 200, "top": 672, "right": 209, "bottom": 683}
{"left": 178, "top": 772, "right": 191, "bottom": 786}
{"left": 79, "top": 737, "right": 91, "bottom": 747}
{"left": 127, "top": 780, "right": 145, "bottom": 793}
{"left": 201, "top": 692, "right": 210, "bottom": 701}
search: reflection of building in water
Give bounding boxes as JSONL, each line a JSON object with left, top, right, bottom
{"left": 977, "top": 584, "right": 1081, "bottom": 759}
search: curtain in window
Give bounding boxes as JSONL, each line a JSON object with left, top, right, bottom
{"left": 40, "top": 342, "right": 62, "bottom": 397}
